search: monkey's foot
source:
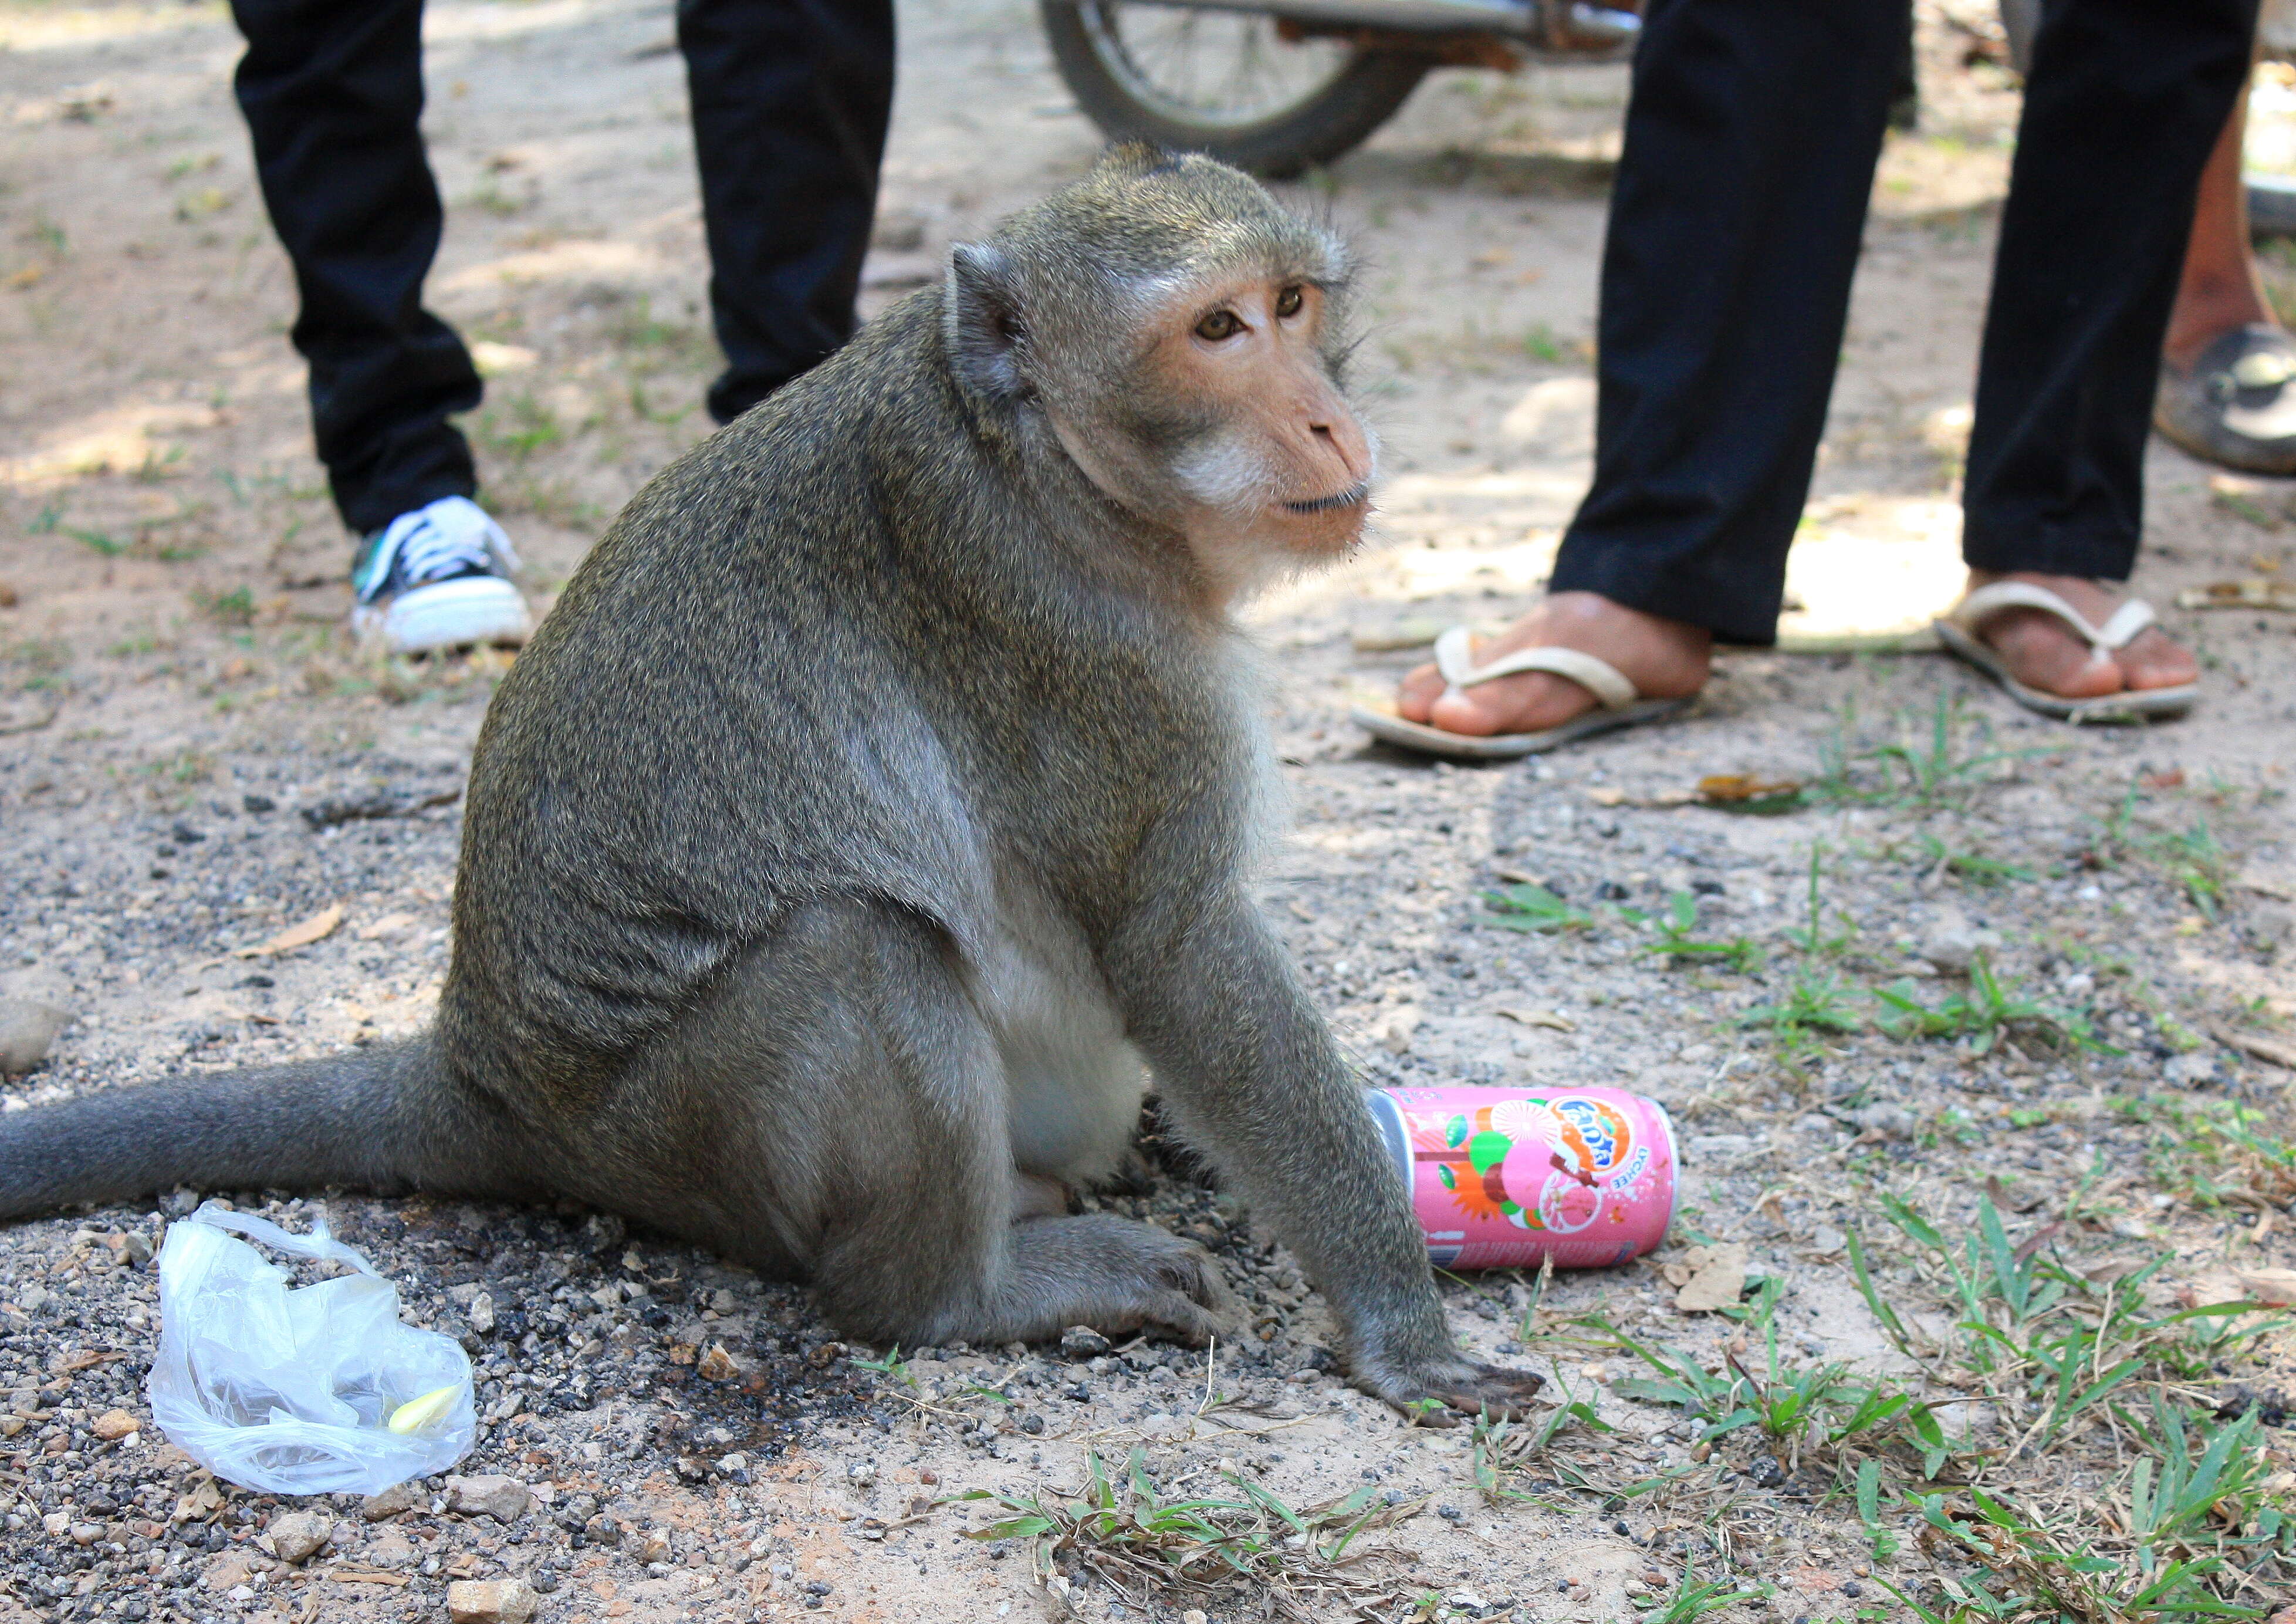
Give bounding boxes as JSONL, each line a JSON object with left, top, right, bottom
{"left": 1349, "top": 1350, "right": 1547, "bottom": 1426}
{"left": 1394, "top": 592, "right": 1709, "bottom": 740}
{"left": 993, "top": 1214, "right": 1233, "bottom": 1347}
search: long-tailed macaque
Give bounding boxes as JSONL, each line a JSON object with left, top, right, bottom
{"left": 0, "top": 147, "right": 1541, "bottom": 1417}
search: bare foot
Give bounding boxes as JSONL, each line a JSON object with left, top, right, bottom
{"left": 1963, "top": 570, "right": 2197, "bottom": 697}
{"left": 1394, "top": 592, "right": 1711, "bottom": 738}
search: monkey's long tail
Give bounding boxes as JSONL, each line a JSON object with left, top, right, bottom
{"left": 0, "top": 1038, "right": 529, "bottom": 1218}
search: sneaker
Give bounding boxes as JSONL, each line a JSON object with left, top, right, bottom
{"left": 350, "top": 495, "right": 533, "bottom": 655}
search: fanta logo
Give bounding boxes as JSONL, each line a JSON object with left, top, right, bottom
{"left": 1550, "top": 1096, "right": 1631, "bottom": 1174}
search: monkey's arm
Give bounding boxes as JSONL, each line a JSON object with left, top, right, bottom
{"left": 1104, "top": 885, "right": 1544, "bottom": 1418}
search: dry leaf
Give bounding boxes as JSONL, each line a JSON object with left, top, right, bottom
{"left": 1495, "top": 1007, "right": 1576, "bottom": 1032}
{"left": 356, "top": 912, "right": 417, "bottom": 942}
{"left": 2234, "top": 1267, "right": 2296, "bottom": 1306}
{"left": 233, "top": 903, "right": 343, "bottom": 958}
{"left": 1586, "top": 787, "right": 1627, "bottom": 806}
{"left": 1697, "top": 774, "right": 1802, "bottom": 803}
{"left": 173, "top": 1476, "right": 224, "bottom": 1523}
{"left": 2175, "top": 578, "right": 2296, "bottom": 612}
{"left": 1673, "top": 1243, "right": 1749, "bottom": 1312}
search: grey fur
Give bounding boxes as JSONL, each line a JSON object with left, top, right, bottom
{"left": 0, "top": 147, "right": 1540, "bottom": 1415}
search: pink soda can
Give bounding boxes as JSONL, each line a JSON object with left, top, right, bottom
{"left": 1365, "top": 1085, "right": 1679, "bottom": 1271}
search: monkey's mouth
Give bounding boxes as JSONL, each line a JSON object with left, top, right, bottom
{"left": 1281, "top": 481, "right": 1370, "bottom": 516}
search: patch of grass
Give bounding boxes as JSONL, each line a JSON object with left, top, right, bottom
{"left": 1780, "top": 844, "right": 1858, "bottom": 956}
{"left": 478, "top": 392, "right": 564, "bottom": 458}
{"left": 1483, "top": 882, "right": 1593, "bottom": 934}
{"left": 1641, "top": 1560, "right": 1765, "bottom": 1624}
{"left": 1807, "top": 693, "right": 2052, "bottom": 809}
{"left": 491, "top": 474, "right": 605, "bottom": 532}
{"left": 2088, "top": 782, "right": 2238, "bottom": 919}
{"left": 1872, "top": 953, "right": 2104, "bottom": 1055}
{"left": 960, "top": 1446, "right": 1419, "bottom": 1619}
{"left": 1522, "top": 321, "right": 1571, "bottom": 364}
{"left": 1847, "top": 1196, "right": 2284, "bottom": 1458}
{"left": 628, "top": 379, "right": 695, "bottom": 425}
{"left": 1912, "top": 831, "right": 2038, "bottom": 886}
{"left": 459, "top": 183, "right": 529, "bottom": 217}
{"left": 141, "top": 747, "right": 215, "bottom": 786}
{"left": 608, "top": 295, "right": 709, "bottom": 357}
{"left": 192, "top": 585, "right": 256, "bottom": 627}
{"left": 1892, "top": 1404, "right": 2290, "bottom": 1623}
{"left": 2116, "top": 1096, "right": 2296, "bottom": 1213}
{"left": 1865, "top": 694, "right": 2051, "bottom": 808}
{"left": 1595, "top": 1303, "right": 1946, "bottom": 1481}
{"left": 1625, "top": 892, "right": 1764, "bottom": 973}
{"left": 4, "top": 637, "right": 67, "bottom": 679}
{"left": 1739, "top": 969, "right": 1865, "bottom": 1061}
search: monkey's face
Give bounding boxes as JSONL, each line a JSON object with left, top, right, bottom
{"left": 941, "top": 147, "right": 1378, "bottom": 605}
{"left": 1047, "top": 273, "right": 1377, "bottom": 600}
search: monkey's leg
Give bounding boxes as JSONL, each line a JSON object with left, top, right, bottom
{"left": 1108, "top": 889, "right": 1545, "bottom": 1420}
{"left": 654, "top": 900, "right": 1227, "bottom": 1349}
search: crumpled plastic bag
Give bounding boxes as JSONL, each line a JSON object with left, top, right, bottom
{"left": 148, "top": 1202, "right": 474, "bottom": 1495}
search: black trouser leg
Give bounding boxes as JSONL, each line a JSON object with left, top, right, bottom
{"left": 231, "top": 0, "right": 480, "bottom": 536}
{"left": 1546, "top": 0, "right": 1906, "bottom": 646}
{"left": 679, "top": 0, "right": 896, "bottom": 425}
{"left": 1961, "top": 0, "right": 2256, "bottom": 580}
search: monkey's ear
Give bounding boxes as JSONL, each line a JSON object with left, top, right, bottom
{"left": 944, "top": 242, "right": 1028, "bottom": 401}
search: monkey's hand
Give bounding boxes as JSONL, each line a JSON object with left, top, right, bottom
{"left": 1347, "top": 1348, "right": 1547, "bottom": 1427}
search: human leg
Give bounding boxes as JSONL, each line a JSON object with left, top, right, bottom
{"left": 229, "top": 0, "right": 481, "bottom": 535}
{"left": 2152, "top": 43, "right": 2296, "bottom": 476}
{"left": 2163, "top": 65, "right": 2273, "bottom": 369}
{"left": 678, "top": 0, "right": 897, "bottom": 424}
{"left": 1395, "top": 0, "right": 1905, "bottom": 738}
{"left": 1960, "top": 0, "right": 2256, "bottom": 695}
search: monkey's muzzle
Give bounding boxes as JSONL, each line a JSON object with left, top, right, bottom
{"left": 1281, "top": 481, "right": 1371, "bottom": 516}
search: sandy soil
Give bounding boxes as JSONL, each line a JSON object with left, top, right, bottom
{"left": 1, "top": 3, "right": 2294, "bottom": 1623}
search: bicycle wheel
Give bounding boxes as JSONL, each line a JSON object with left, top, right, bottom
{"left": 1042, "top": 0, "right": 1431, "bottom": 177}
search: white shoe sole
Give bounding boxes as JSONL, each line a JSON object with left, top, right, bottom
{"left": 1350, "top": 697, "right": 1689, "bottom": 759}
{"left": 353, "top": 576, "right": 532, "bottom": 656}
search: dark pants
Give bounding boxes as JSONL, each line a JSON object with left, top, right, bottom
{"left": 229, "top": 0, "right": 894, "bottom": 535}
{"left": 1548, "top": 0, "right": 2257, "bottom": 645}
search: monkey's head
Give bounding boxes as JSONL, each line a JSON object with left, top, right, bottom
{"left": 944, "top": 145, "right": 1376, "bottom": 600}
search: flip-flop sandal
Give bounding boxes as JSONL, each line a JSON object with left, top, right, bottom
{"left": 1350, "top": 626, "right": 1690, "bottom": 761}
{"left": 2153, "top": 324, "right": 2296, "bottom": 477}
{"left": 1933, "top": 582, "right": 2196, "bottom": 724}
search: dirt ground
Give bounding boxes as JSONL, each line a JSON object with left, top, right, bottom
{"left": 2, "top": 2, "right": 2295, "bottom": 1623}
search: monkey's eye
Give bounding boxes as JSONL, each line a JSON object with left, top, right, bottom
{"left": 1274, "top": 285, "right": 1304, "bottom": 318}
{"left": 1194, "top": 309, "right": 1243, "bottom": 342}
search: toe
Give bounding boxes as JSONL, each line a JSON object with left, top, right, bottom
{"left": 2116, "top": 626, "right": 2199, "bottom": 692}
{"left": 1979, "top": 607, "right": 2124, "bottom": 700}
{"left": 1396, "top": 661, "right": 1447, "bottom": 724}
{"left": 1144, "top": 1291, "right": 1228, "bottom": 1347}
{"left": 1432, "top": 1362, "right": 1547, "bottom": 1420}
{"left": 1425, "top": 672, "right": 1594, "bottom": 738}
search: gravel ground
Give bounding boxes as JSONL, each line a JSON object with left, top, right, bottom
{"left": 4, "top": 2, "right": 2296, "bottom": 1622}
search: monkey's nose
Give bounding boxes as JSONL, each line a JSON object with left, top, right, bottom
{"left": 1308, "top": 417, "right": 1372, "bottom": 482}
